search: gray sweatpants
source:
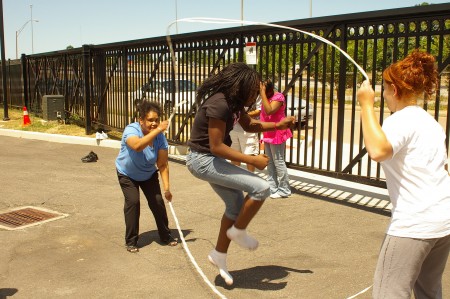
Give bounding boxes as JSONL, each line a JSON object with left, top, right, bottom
{"left": 373, "top": 234, "right": 450, "bottom": 299}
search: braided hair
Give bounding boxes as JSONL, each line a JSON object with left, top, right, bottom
{"left": 196, "top": 63, "right": 261, "bottom": 114}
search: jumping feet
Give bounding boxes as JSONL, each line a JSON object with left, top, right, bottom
{"left": 208, "top": 249, "right": 234, "bottom": 286}
{"left": 226, "top": 225, "right": 259, "bottom": 250}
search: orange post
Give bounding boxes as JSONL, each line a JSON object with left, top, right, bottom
{"left": 23, "top": 106, "right": 31, "bottom": 126}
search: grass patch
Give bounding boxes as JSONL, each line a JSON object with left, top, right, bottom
{"left": 0, "top": 107, "right": 122, "bottom": 140}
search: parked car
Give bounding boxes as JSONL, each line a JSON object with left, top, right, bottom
{"left": 285, "top": 96, "right": 314, "bottom": 128}
{"left": 134, "top": 79, "right": 198, "bottom": 115}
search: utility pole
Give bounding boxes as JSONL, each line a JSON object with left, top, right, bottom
{"left": 175, "top": 0, "right": 178, "bottom": 34}
{"left": 0, "top": 0, "right": 9, "bottom": 120}
{"left": 241, "top": 0, "right": 244, "bottom": 25}
{"left": 30, "top": 4, "right": 34, "bottom": 54}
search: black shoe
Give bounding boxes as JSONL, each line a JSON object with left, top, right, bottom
{"left": 90, "top": 151, "right": 98, "bottom": 160}
{"left": 81, "top": 151, "right": 98, "bottom": 163}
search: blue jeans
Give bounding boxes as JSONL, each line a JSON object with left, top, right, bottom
{"left": 186, "top": 150, "right": 270, "bottom": 220}
{"left": 264, "top": 143, "right": 291, "bottom": 196}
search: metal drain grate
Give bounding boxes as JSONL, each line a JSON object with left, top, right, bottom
{"left": 0, "top": 206, "right": 68, "bottom": 230}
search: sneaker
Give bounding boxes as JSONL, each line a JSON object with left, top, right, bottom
{"left": 270, "top": 193, "right": 290, "bottom": 199}
{"left": 126, "top": 245, "right": 139, "bottom": 253}
{"left": 81, "top": 151, "right": 98, "bottom": 163}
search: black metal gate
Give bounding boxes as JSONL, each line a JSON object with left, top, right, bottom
{"left": 2, "top": 4, "right": 449, "bottom": 188}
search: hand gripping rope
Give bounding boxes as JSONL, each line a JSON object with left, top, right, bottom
{"left": 165, "top": 17, "right": 372, "bottom": 299}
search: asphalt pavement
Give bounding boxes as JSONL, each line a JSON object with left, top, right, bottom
{"left": 0, "top": 130, "right": 448, "bottom": 299}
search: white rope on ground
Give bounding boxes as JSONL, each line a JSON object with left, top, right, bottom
{"left": 346, "top": 285, "right": 373, "bottom": 299}
{"left": 168, "top": 202, "right": 227, "bottom": 299}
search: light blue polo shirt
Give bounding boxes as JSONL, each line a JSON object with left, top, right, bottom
{"left": 115, "top": 122, "right": 168, "bottom": 181}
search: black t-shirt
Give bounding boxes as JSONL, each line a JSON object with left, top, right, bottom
{"left": 187, "top": 93, "right": 236, "bottom": 153}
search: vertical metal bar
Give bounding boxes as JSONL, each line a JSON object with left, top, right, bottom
{"left": 21, "top": 54, "right": 28, "bottom": 109}
{"left": 63, "top": 54, "right": 68, "bottom": 118}
{"left": 335, "top": 24, "right": 347, "bottom": 172}
{"left": 122, "top": 48, "right": 129, "bottom": 126}
{"left": 82, "top": 44, "right": 91, "bottom": 134}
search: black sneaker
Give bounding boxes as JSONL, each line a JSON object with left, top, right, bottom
{"left": 90, "top": 151, "right": 99, "bottom": 160}
{"left": 81, "top": 151, "right": 98, "bottom": 163}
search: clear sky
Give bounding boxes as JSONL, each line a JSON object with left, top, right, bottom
{"left": 3, "top": 0, "right": 448, "bottom": 60}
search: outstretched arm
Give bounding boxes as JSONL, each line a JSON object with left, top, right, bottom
{"left": 209, "top": 117, "right": 269, "bottom": 170}
{"left": 238, "top": 112, "right": 295, "bottom": 133}
{"left": 259, "top": 82, "right": 283, "bottom": 115}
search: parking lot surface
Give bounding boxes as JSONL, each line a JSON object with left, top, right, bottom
{"left": 0, "top": 132, "right": 448, "bottom": 299}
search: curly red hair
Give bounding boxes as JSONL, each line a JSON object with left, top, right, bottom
{"left": 383, "top": 49, "right": 438, "bottom": 101}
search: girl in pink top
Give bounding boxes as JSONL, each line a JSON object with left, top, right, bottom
{"left": 260, "top": 79, "right": 292, "bottom": 198}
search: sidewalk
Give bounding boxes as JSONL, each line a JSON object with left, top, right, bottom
{"left": 0, "top": 129, "right": 448, "bottom": 299}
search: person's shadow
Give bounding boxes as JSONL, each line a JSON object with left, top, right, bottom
{"left": 0, "top": 288, "right": 18, "bottom": 299}
{"left": 215, "top": 265, "right": 313, "bottom": 290}
{"left": 137, "top": 229, "right": 194, "bottom": 247}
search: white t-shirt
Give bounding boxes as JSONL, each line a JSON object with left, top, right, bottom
{"left": 232, "top": 97, "right": 262, "bottom": 133}
{"left": 381, "top": 106, "right": 450, "bottom": 238}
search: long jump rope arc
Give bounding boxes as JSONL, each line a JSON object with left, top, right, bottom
{"left": 165, "top": 101, "right": 227, "bottom": 299}
{"left": 164, "top": 17, "right": 372, "bottom": 299}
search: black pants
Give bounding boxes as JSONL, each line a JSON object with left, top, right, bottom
{"left": 117, "top": 170, "right": 171, "bottom": 246}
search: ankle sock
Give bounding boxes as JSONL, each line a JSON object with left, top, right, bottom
{"left": 226, "top": 225, "right": 259, "bottom": 250}
{"left": 208, "top": 249, "right": 233, "bottom": 286}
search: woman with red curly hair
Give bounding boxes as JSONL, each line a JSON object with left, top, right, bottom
{"left": 357, "top": 50, "right": 450, "bottom": 298}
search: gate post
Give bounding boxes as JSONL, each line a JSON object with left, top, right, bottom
{"left": 21, "top": 53, "right": 28, "bottom": 109}
{"left": 335, "top": 25, "right": 348, "bottom": 172}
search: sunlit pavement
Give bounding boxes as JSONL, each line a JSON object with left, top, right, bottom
{"left": 0, "top": 129, "right": 448, "bottom": 299}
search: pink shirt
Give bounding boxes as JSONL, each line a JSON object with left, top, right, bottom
{"left": 260, "top": 92, "right": 292, "bottom": 144}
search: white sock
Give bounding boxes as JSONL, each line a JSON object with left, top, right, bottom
{"left": 226, "top": 225, "right": 259, "bottom": 250}
{"left": 208, "top": 249, "right": 233, "bottom": 286}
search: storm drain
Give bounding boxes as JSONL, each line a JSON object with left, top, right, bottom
{"left": 0, "top": 206, "right": 68, "bottom": 230}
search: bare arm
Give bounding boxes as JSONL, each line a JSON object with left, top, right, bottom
{"left": 156, "top": 149, "right": 172, "bottom": 201}
{"left": 259, "top": 82, "right": 283, "bottom": 115}
{"left": 209, "top": 118, "right": 269, "bottom": 170}
{"left": 126, "top": 120, "right": 169, "bottom": 152}
{"left": 238, "top": 112, "right": 295, "bottom": 133}
{"left": 357, "top": 80, "right": 393, "bottom": 162}
{"left": 247, "top": 109, "right": 260, "bottom": 118}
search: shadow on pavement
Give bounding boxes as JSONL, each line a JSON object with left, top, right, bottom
{"left": 215, "top": 265, "right": 313, "bottom": 290}
{"left": 0, "top": 288, "right": 18, "bottom": 299}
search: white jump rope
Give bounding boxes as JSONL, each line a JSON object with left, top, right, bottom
{"left": 164, "top": 17, "right": 372, "bottom": 299}
{"left": 165, "top": 101, "right": 227, "bottom": 299}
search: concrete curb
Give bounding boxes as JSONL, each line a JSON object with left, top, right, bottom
{"left": 0, "top": 128, "right": 188, "bottom": 155}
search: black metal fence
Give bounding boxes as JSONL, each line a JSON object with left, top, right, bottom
{"left": 2, "top": 4, "right": 450, "bottom": 188}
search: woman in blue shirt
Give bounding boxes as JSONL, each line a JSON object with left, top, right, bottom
{"left": 116, "top": 101, "right": 177, "bottom": 253}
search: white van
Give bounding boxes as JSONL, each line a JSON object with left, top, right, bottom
{"left": 134, "top": 79, "right": 197, "bottom": 115}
